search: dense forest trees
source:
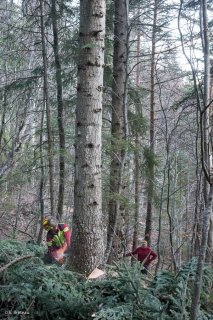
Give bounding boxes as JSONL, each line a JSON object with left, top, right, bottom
{"left": 0, "top": 0, "right": 212, "bottom": 318}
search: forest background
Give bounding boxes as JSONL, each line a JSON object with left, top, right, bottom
{"left": 0, "top": 0, "right": 213, "bottom": 319}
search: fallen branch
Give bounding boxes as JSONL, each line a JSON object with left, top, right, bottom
{"left": 0, "top": 255, "right": 34, "bottom": 273}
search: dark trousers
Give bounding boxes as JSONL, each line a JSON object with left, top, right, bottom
{"left": 141, "top": 265, "right": 148, "bottom": 275}
{"left": 43, "top": 252, "right": 55, "bottom": 264}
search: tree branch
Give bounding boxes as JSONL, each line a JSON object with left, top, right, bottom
{"left": 0, "top": 255, "right": 34, "bottom": 273}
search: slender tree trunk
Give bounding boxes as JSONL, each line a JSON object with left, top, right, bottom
{"left": 201, "top": 4, "right": 210, "bottom": 207}
{"left": 51, "top": 0, "right": 65, "bottom": 219}
{"left": 191, "top": 185, "right": 213, "bottom": 319}
{"left": 69, "top": 0, "right": 106, "bottom": 274}
{"left": 191, "top": 110, "right": 203, "bottom": 258}
{"left": 155, "top": 156, "right": 168, "bottom": 273}
{"left": 191, "top": 0, "right": 212, "bottom": 317}
{"left": 191, "top": 171, "right": 202, "bottom": 257}
{"left": 144, "top": 0, "right": 158, "bottom": 245}
{"left": 39, "top": 0, "right": 54, "bottom": 216}
{"left": 37, "top": 102, "right": 45, "bottom": 245}
{"left": 0, "top": 64, "right": 7, "bottom": 150}
{"left": 0, "top": 92, "right": 6, "bottom": 151}
{"left": 105, "top": 0, "right": 129, "bottom": 263}
{"left": 13, "top": 191, "right": 21, "bottom": 239}
{"left": 166, "top": 161, "right": 177, "bottom": 271}
{"left": 208, "top": 73, "right": 213, "bottom": 264}
{"left": 207, "top": 217, "right": 213, "bottom": 263}
{"left": 132, "top": 27, "right": 141, "bottom": 251}
{"left": 172, "top": 154, "right": 181, "bottom": 269}
{"left": 133, "top": 140, "right": 140, "bottom": 250}
{"left": 200, "top": 0, "right": 211, "bottom": 263}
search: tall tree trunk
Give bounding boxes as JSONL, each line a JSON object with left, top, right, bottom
{"left": 191, "top": 0, "right": 212, "bottom": 317}
{"left": 105, "top": 0, "right": 129, "bottom": 263}
{"left": 51, "top": 0, "right": 65, "bottom": 220}
{"left": 155, "top": 162, "right": 166, "bottom": 273}
{"left": 190, "top": 185, "right": 213, "bottom": 319}
{"left": 144, "top": 0, "right": 158, "bottom": 245}
{"left": 209, "top": 73, "right": 213, "bottom": 264}
{"left": 166, "top": 161, "right": 177, "bottom": 271}
{"left": 0, "top": 65, "right": 7, "bottom": 150}
{"left": 207, "top": 217, "right": 213, "bottom": 263}
{"left": 200, "top": 0, "right": 211, "bottom": 262}
{"left": 39, "top": 0, "right": 54, "bottom": 216}
{"left": 132, "top": 26, "right": 141, "bottom": 251}
{"left": 69, "top": 0, "right": 106, "bottom": 274}
{"left": 191, "top": 170, "right": 202, "bottom": 257}
{"left": 37, "top": 101, "right": 45, "bottom": 244}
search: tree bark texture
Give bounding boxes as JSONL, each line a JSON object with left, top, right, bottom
{"left": 51, "top": 0, "right": 66, "bottom": 219}
{"left": 69, "top": 0, "right": 106, "bottom": 274}
{"left": 37, "top": 102, "right": 45, "bottom": 244}
{"left": 145, "top": 0, "right": 158, "bottom": 246}
{"left": 201, "top": 0, "right": 210, "bottom": 204}
{"left": 209, "top": 72, "right": 213, "bottom": 263}
{"left": 191, "top": 0, "right": 212, "bottom": 317}
{"left": 105, "top": 0, "right": 128, "bottom": 263}
{"left": 132, "top": 27, "right": 141, "bottom": 251}
{"left": 39, "top": 0, "right": 54, "bottom": 216}
{"left": 190, "top": 185, "right": 213, "bottom": 320}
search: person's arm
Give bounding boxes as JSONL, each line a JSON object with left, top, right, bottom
{"left": 61, "top": 224, "right": 71, "bottom": 252}
{"left": 64, "top": 230, "right": 71, "bottom": 247}
{"left": 147, "top": 250, "right": 157, "bottom": 264}
{"left": 125, "top": 248, "right": 138, "bottom": 257}
{"left": 46, "top": 233, "right": 55, "bottom": 253}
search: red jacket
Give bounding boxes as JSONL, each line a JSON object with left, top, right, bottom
{"left": 126, "top": 246, "right": 157, "bottom": 267}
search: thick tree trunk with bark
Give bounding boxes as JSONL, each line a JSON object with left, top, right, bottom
{"left": 69, "top": 0, "right": 106, "bottom": 274}
{"left": 105, "top": 0, "right": 128, "bottom": 263}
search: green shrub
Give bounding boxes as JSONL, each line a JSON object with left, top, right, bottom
{"left": 0, "top": 241, "right": 212, "bottom": 320}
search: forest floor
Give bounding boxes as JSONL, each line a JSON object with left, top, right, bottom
{"left": 0, "top": 240, "right": 212, "bottom": 320}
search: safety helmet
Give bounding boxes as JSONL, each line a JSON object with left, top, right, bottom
{"left": 42, "top": 215, "right": 58, "bottom": 230}
{"left": 42, "top": 215, "right": 52, "bottom": 230}
{"left": 43, "top": 215, "right": 50, "bottom": 225}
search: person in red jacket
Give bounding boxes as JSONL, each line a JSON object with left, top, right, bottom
{"left": 42, "top": 215, "right": 71, "bottom": 265}
{"left": 126, "top": 240, "right": 157, "bottom": 274}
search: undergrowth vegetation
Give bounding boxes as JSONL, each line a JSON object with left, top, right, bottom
{"left": 0, "top": 240, "right": 212, "bottom": 319}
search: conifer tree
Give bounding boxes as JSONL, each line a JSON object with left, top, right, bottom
{"left": 69, "top": 0, "right": 106, "bottom": 274}
{"left": 105, "top": 0, "right": 129, "bottom": 264}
